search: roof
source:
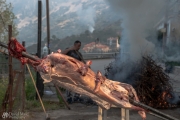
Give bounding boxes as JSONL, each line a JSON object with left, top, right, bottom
{"left": 83, "top": 42, "right": 110, "bottom": 50}
{"left": 107, "top": 37, "right": 118, "bottom": 41}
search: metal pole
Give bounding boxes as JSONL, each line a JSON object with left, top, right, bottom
{"left": 129, "top": 99, "right": 179, "bottom": 120}
{"left": 8, "top": 25, "right": 13, "bottom": 119}
{"left": 46, "top": 0, "right": 50, "bottom": 54}
{"left": 37, "top": 0, "right": 42, "bottom": 59}
{"left": 36, "top": 0, "right": 44, "bottom": 99}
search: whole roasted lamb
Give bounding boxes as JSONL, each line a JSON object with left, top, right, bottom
{"left": 36, "top": 51, "right": 146, "bottom": 119}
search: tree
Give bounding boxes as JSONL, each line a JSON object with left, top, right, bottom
{"left": 0, "top": 0, "right": 18, "bottom": 43}
{"left": 52, "top": 35, "right": 57, "bottom": 41}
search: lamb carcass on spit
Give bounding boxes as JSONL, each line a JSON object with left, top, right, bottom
{"left": 36, "top": 52, "right": 146, "bottom": 120}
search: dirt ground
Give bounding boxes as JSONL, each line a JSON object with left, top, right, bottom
{"left": 26, "top": 74, "right": 180, "bottom": 120}
{"left": 26, "top": 103, "right": 180, "bottom": 120}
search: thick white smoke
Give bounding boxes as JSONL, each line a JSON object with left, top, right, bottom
{"left": 104, "top": 0, "right": 170, "bottom": 82}
{"left": 105, "top": 0, "right": 167, "bottom": 61}
{"left": 76, "top": 6, "right": 96, "bottom": 33}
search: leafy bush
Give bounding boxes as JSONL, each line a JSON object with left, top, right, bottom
{"left": 165, "top": 61, "right": 180, "bottom": 66}
{"left": 0, "top": 78, "right": 8, "bottom": 106}
{"left": 25, "top": 71, "right": 36, "bottom": 101}
{"left": 25, "top": 78, "right": 36, "bottom": 100}
{"left": 56, "top": 87, "right": 66, "bottom": 104}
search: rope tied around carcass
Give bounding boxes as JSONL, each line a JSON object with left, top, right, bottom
{"left": 8, "top": 38, "right": 42, "bottom": 68}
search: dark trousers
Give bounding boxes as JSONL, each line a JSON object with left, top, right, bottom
{"left": 66, "top": 90, "right": 80, "bottom": 103}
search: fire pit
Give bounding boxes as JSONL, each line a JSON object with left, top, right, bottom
{"left": 105, "top": 55, "right": 180, "bottom": 109}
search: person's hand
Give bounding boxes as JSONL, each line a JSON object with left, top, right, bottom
{"left": 57, "top": 49, "right": 61, "bottom": 53}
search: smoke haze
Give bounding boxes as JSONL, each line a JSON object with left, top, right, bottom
{"left": 103, "top": 0, "right": 172, "bottom": 83}
{"left": 76, "top": 5, "right": 96, "bottom": 33}
{"left": 105, "top": 0, "right": 167, "bottom": 61}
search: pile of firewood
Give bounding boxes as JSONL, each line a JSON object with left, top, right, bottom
{"left": 105, "top": 56, "right": 177, "bottom": 108}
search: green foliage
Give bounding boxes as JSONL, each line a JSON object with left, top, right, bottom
{"left": 25, "top": 74, "right": 36, "bottom": 100}
{"left": 27, "top": 20, "right": 122, "bottom": 53}
{"left": 52, "top": 27, "right": 121, "bottom": 51}
{"left": 0, "top": 54, "right": 8, "bottom": 73}
{"left": 56, "top": 87, "right": 66, "bottom": 104}
{"left": 25, "top": 100, "right": 63, "bottom": 111}
{"left": 25, "top": 79, "right": 36, "bottom": 100}
{"left": 52, "top": 35, "right": 57, "bottom": 41}
{"left": 165, "top": 61, "right": 180, "bottom": 66}
{"left": 0, "top": 78, "right": 8, "bottom": 106}
{"left": 0, "top": 0, "right": 18, "bottom": 43}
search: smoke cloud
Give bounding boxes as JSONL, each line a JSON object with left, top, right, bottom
{"left": 76, "top": 6, "right": 96, "bottom": 33}
{"left": 105, "top": 0, "right": 167, "bottom": 61}
{"left": 103, "top": 0, "right": 171, "bottom": 83}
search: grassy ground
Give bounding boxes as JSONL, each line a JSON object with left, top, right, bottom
{"left": 0, "top": 70, "right": 65, "bottom": 113}
{"left": 25, "top": 72, "right": 66, "bottom": 112}
{"left": 0, "top": 78, "right": 8, "bottom": 106}
{"left": 25, "top": 100, "right": 65, "bottom": 112}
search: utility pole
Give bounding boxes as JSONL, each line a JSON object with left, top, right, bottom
{"left": 36, "top": 0, "right": 44, "bottom": 99}
{"left": 46, "top": 0, "right": 50, "bottom": 54}
{"left": 45, "top": 1, "right": 70, "bottom": 108}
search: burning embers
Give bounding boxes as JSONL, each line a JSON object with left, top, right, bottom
{"left": 105, "top": 56, "right": 180, "bottom": 108}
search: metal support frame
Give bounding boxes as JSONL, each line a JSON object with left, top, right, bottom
{"left": 98, "top": 106, "right": 129, "bottom": 120}
{"left": 0, "top": 38, "right": 26, "bottom": 119}
{"left": 121, "top": 108, "right": 129, "bottom": 120}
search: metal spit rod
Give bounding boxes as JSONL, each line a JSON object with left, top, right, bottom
{"left": 129, "top": 99, "right": 179, "bottom": 120}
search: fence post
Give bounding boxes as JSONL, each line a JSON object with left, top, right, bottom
{"left": 22, "top": 41, "right": 25, "bottom": 112}
{"left": 98, "top": 106, "right": 129, "bottom": 120}
{"left": 103, "top": 109, "right": 107, "bottom": 120}
{"left": 121, "top": 108, "right": 129, "bottom": 120}
{"left": 8, "top": 25, "right": 13, "bottom": 118}
{"left": 125, "top": 109, "right": 129, "bottom": 120}
{"left": 98, "top": 106, "right": 103, "bottom": 120}
{"left": 121, "top": 108, "right": 126, "bottom": 120}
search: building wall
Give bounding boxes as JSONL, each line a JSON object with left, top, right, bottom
{"left": 156, "top": 1, "right": 180, "bottom": 46}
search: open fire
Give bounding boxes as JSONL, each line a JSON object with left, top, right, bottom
{"left": 105, "top": 55, "right": 180, "bottom": 108}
